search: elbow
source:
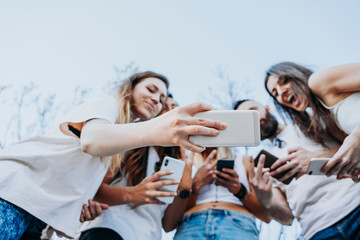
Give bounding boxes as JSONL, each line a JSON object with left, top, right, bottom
{"left": 163, "top": 224, "right": 176, "bottom": 233}
{"left": 282, "top": 216, "right": 294, "bottom": 226}
{"left": 81, "top": 138, "right": 103, "bottom": 157}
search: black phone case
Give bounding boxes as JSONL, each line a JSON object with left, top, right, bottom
{"left": 254, "top": 150, "right": 295, "bottom": 185}
{"left": 216, "top": 159, "right": 234, "bottom": 171}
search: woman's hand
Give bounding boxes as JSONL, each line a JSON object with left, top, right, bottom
{"left": 214, "top": 168, "right": 241, "bottom": 195}
{"left": 192, "top": 149, "right": 217, "bottom": 194}
{"left": 248, "top": 155, "right": 274, "bottom": 209}
{"left": 128, "top": 170, "right": 179, "bottom": 205}
{"left": 79, "top": 199, "right": 109, "bottom": 222}
{"left": 322, "top": 129, "right": 360, "bottom": 180}
{"left": 270, "top": 147, "right": 313, "bottom": 181}
{"left": 148, "top": 103, "right": 227, "bottom": 153}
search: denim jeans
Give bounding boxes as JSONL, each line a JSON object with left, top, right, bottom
{"left": 0, "top": 198, "right": 46, "bottom": 240}
{"left": 174, "top": 208, "right": 259, "bottom": 240}
{"left": 310, "top": 205, "right": 360, "bottom": 240}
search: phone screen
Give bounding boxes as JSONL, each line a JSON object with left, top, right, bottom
{"left": 217, "top": 159, "right": 235, "bottom": 171}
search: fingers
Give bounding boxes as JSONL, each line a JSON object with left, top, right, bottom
{"left": 152, "top": 179, "right": 180, "bottom": 190}
{"left": 256, "top": 154, "right": 266, "bottom": 181}
{"left": 221, "top": 168, "right": 238, "bottom": 178}
{"left": 181, "top": 102, "right": 213, "bottom": 116}
{"left": 287, "top": 147, "right": 300, "bottom": 154}
{"left": 205, "top": 149, "right": 217, "bottom": 164}
{"left": 321, "top": 155, "right": 342, "bottom": 175}
{"left": 351, "top": 168, "right": 360, "bottom": 183}
{"left": 99, "top": 203, "right": 109, "bottom": 210}
{"left": 271, "top": 155, "right": 293, "bottom": 170}
{"left": 270, "top": 161, "right": 292, "bottom": 176}
{"left": 148, "top": 170, "right": 174, "bottom": 182}
{"left": 248, "top": 156, "right": 256, "bottom": 181}
{"left": 178, "top": 138, "right": 205, "bottom": 153}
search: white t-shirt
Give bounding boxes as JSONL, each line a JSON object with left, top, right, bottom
{"left": 194, "top": 154, "right": 250, "bottom": 206}
{"left": 318, "top": 92, "right": 360, "bottom": 135}
{"left": 0, "top": 96, "right": 119, "bottom": 238}
{"left": 271, "top": 125, "right": 360, "bottom": 240}
{"left": 77, "top": 147, "right": 167, "bottom": 240}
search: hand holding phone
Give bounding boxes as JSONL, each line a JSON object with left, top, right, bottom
{"left": 156, "top": 156, "right": 185, "bottom": 204}
{"left": 216, "top": 159, "right": 235, "bottom": 180}
{"left": 254, "top": 150, "right": 296, "bottom": 185}
{"left": 189, "top": 110, "right": 260, "bottom": 147}
{"left": 307, "top": 158, "right": 360, "bottom": 176}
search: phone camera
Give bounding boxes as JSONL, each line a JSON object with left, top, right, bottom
{"left": 164, "top": 159, "right": 169, "bottom": 166}
{"left": 308, "top": 171, "right": 313, "bottom": 175}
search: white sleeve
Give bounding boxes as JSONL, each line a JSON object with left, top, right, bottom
{"left": 59, "top": 96, "right": 119, "bottom": 138}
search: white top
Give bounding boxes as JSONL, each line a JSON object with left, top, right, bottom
{"left": 270, "top": 125, "right": 360, "bottom": 240}
{"left": 0, "top": 96, "right": 119, "bottom": 238}
{"left": 318, "top": 92, "right": 360, "bottom": 135}
{"left": 195, "top": 154, "right": 249, "bottom": 206}
{"left": 77, "top": 147, "right": 167, "bottom": 240}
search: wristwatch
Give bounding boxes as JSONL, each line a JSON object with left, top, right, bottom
{"left": 179, "top": 189, "right": 191, "bottom": 199}
{"left": 234, "top": 183, "right": 247, "bottom": 200}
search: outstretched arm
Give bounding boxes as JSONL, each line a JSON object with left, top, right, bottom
{"left": 80, "top": 102, "right": 227, "bottom": 156}
{"left": 308, "top": 63, "right": 360, "bottom": 103}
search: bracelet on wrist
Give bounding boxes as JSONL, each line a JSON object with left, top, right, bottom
{"left": 234, "top": 183, "right": 247, "bottom": 199}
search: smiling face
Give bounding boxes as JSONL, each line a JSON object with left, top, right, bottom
{"left": 131, "top": 77, "right": 167, "bottom": 120}
{"left": 266, "top": 74, "right": 309, "bottom": 112}
{"left": 235, "top": 100, "right": 278, "bottom": 140}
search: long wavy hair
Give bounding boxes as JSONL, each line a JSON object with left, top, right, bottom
{"left": 264, "top": 62, "right": 344, "bottom": 148}
{"left": 109, "top": 71, "right": 169, "bottom": 176}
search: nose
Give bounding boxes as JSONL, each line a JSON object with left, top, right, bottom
{"left": 150, "top": 93, "right": 160, "bottom": 104}
{"left": 276, "top": 85, "right": 288, "bottom": 103}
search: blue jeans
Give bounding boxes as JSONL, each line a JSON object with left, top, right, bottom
{"left": 174, "top": 208, "right": 259, "bottom": 240}
{"left": 310, "top": 205, "right": 360, "bottom": 240}
{"left": 0, "top": 198, "right": 46, "bottom": 240}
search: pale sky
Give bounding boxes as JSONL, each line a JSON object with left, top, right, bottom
{"left": 1, "top": 0, "right": 359, "bottom": 107}
{"left": 1, "top": 1, "right": 359, "bottom": 239}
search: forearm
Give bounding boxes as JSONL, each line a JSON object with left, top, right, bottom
{"left": 81, "top": 120, "right": 156, "bottom": 157}
{"left": 93, "top": 183, "right": 132, "bottom": 206}
{"left": 262, "top": 189, "right": 294, "bottom": 225}
{"left": 162, "top": 197, "right": 189, "bottom": 232}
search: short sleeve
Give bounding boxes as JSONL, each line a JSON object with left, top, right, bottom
{"left": 59, "top": 96, "right": 119, "bottom": 138}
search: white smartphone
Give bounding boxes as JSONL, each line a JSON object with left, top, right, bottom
{"left": 157, "top": 156, "right": 185, "bottom": 204}
{"left": 189, "top": 110, "right": 260, "bottom": 147}
{"left": 307, "top": 158, "right": 360, "bottom": 175}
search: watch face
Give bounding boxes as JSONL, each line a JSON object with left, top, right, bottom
{"left": 179, "top": 190, "right": 191, "bottom": 199}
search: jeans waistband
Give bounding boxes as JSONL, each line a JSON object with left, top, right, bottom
{"left": 182, "top": 208, "right": 254, "bottom": 223}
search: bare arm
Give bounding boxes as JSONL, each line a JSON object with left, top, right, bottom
{"left": 162, "top": 153, "right": 194, "bottom": 232}
{"left": 249, "top": 155, "right": 294, "bottom": 225}
{"left": 94, "top": 170, "right": 179, "bottom": 206}
{"left": 80, "top": 103, "right": 227, "bottom": 156}
{"left": 308, "top": 63, "right": 360, "bottom": 103}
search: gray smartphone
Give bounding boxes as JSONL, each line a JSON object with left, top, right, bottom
{"left": 189, "top": 110, "right": 260, "bottom": 147}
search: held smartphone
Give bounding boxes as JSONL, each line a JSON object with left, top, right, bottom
{"left": 156, "top": 156, "right": 185, "bottom": 204}
{"left": 307, "top": 158, "right": 360, "bottom": 175}
{"left": 189, "top": 110, "right": 261, "bottom": 147}
{"left": 254, "top": 150, "right": 296, "bottom": 185}
{"left": 216, "top": 159, "right": 235, "bottom": 180}
{"left": 217, "top": 159, "right": 235, "bottom": 171}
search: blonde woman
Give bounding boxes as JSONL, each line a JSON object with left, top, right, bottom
{"left": 0, "top": 72, "right": 226, "bottom": 240}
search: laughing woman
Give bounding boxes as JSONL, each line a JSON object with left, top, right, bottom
{"left": 0, "top": 71, "right": 226, "bottom": 240}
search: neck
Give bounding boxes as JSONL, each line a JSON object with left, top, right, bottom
{"left": 269, "top": 123, "right": 286, "bottom": 142}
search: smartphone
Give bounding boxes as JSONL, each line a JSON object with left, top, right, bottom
{"left": 217, "top": 159, "right": 235, "bottom": 171}
{"left": 189, "top": 110, "right": 260, "bottom": 147}
{"left": 157, "top": 156, "right": 185, "bottom": 204}
{"left": 254, "top": 150, "right": 295, "bottom": 185}
{"left": 307, "top": 158, "right": 360, "bottom": 175}
{"left": 216, "top": 159, "right": 234, "bottom": 180}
